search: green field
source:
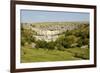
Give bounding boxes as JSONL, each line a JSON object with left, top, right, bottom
{"left": 21, "top": 47, "right": 89, "bottom": 63}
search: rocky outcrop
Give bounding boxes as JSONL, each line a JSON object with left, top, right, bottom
{"left": 22, "top": 22, "right": 88, "bottom": 42}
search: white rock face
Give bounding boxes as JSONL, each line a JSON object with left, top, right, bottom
{"left": 81, "top": 45, "right": 88, "bottom": 49}
{"left": 33, "top": 29, "right": 60, "bottom": 42}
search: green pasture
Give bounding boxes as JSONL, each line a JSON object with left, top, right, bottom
{"left": 21, "top": 47, "right": 89, "bottom": 63}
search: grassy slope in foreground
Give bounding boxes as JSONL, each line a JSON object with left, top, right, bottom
{"left": 21, "top": 47, "right": 89, "bottom": 63}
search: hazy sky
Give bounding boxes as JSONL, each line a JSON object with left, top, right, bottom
{"left": 20, "top": 10, "right": 90, "bottom": 23}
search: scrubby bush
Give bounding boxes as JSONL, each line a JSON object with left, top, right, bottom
{"left": 35, "top": 40, "right": 47, "bottom": 48}
{"left": 55, "top": 44, "right": 65, "bottom": 51}
{"left": 47, "top": 41, "right": 56, "bottom": 50}
{"left": 64, "top": 35, "right": 78, "bottom": 48}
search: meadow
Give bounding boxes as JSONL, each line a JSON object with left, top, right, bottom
{"left": 21, "top": 47, "right": 89, "bottom": 63}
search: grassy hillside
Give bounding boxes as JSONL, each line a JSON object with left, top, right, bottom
{"left": 21, "top": 47, "right": 89, "bottom": 63}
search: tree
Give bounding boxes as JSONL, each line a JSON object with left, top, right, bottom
{"left": 55, "top": 44, "right": 65, "bottom": 51}
{"left": 77, "top": 37, "right": 83, "bottom": 47}
{"left": 64, "top": 30, "right": 72, "bottom": 36}
{"left": 35, "top": 40, "right": 47, "bottom": 48}
{"left": 47, "top": 41, "right": 56, "bottom": 50}
{"left": 64, "top": 35, "right": 78, "bottom": 48}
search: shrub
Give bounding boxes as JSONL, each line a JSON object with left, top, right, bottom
{"left": 47, "top": 41, "right": 56, "bottom": 50}
{"left": 77, "top": 37, "right": 83, "bottom": 47}
{"left": 55, "top": 44, "right": 65, "bottom": 51}
{"left": 35, "top": 40, "right": 47, "bottom": 48}
{"left": 64, "top": 35, "right": 78, "bottom": 48}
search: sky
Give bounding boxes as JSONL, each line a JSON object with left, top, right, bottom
{"left": 20, "top": 10, "right": 90, "bottom": 23}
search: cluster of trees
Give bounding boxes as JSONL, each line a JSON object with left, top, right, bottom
{"left": 21, "top": 24, "right": 89, "bottom": 51}
{"left": 21, "top": 25, "right": 36, "bottom": 46}
{"left": 63, "top": 24, "right": 89, "bottom": 47}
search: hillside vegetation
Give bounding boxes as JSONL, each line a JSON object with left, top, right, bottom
{"left": 21, "top": 22, "right": 90, "bottom": 63}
